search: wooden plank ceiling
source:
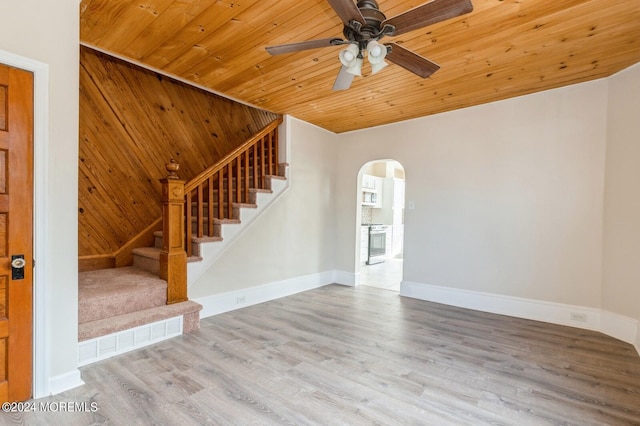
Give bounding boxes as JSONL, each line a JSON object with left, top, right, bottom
{"left": 80, "top": 0, "right": 640, "bottom": 133}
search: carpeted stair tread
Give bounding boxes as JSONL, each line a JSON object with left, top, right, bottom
{"left": 132, "top": 247, "right": 202, "bottom": 276}
{"left": 191, "top": 235, "right": 223, "bottom": 244}
{"left": 213, "top": 218, "right": 241, "bottom": 225}
{"left": 132, "top": 246, "right": 203, "bottom": 261}
{"left": 132, "top": 246, "right": 162, "bottom": 260}
{"left": 267, "top": 174, "right": 287, "bottom": 181}
{"left": 154, "top": 230, "right": 224, "bottom": 241}
{"left": 78, "top": 300, "right": 203, "bottom": 342}
{"left": 189, "top": 202, "right": 258, "bottom": 208}
{"left": 78, "top": 266, "right": 167, "bottom": 324}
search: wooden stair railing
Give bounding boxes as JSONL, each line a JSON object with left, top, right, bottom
{"left": 160, "top": 118, "right": 283, "bottom": 304}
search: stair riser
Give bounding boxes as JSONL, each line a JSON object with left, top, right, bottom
{"left": 190, "top": 223, "right": 228, "bottom": 237}
{"left": 210, "top": 168, "right": 283, "bottom": 185}
{"left": 213, "top": 179, "right": 260, "bottom": 189}
{"left": 192, "top": 192, "right": 256, "bottom": 206}
{"left": 133, "top": 254, "right": 160, "bottom": 275}
{"left": 190, "top": 206, "right": 240, "bottom": 220}
{"left": 184, "top": 223, "right": 223, "bottom": 238}
{"left": 190, "top": 194, "right": 267, "bottom": 209}
{"left": 191, "top": 177, "right": 274, "bottom": 196}
{"left": 154, "top": 235, "right": 202, "bottom": 255}
{"left": 78, "top": 300, "right": 203, "bottom": 343}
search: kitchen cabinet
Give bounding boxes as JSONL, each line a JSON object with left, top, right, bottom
{"left": 362, "top": 174, "right": 376, "bottom": 190}
{"left": 373, "top": 178, "right": 383, "bottom": 208}
{"left": 361, "top": 174, "right": 383, "bottom": 207}
{"left": 373, "top": 179, "right": 394, "bottom": 223}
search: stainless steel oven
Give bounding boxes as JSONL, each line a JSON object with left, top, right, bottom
{"left": 367, "top": 224, "right": 387, "bottom": 265}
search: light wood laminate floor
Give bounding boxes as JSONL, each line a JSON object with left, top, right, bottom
{"left": 5, "top": 285, "right": 640, "bottom": 425}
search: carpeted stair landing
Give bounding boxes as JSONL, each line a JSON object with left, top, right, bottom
{"left": 78, "top": 266, "right": 201, "bottom": 342}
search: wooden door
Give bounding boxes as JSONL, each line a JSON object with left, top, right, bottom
{"left": 0, "top": 64, "right": 34, "bottom": 403}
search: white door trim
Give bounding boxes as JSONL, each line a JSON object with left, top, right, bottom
{"left": 0, "top": 48, "right": 50, "bottom": 398}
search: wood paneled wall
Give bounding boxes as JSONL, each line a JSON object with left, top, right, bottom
{"left": 79, "top": 46, "right": 279, "bottom": 267}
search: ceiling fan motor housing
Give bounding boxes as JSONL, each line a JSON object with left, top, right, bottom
{"left": 344, "top": 0, "right": 387, "bottom": 44}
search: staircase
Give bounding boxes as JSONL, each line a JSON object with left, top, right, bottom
{"left": 129, "top": 171, "right": 287, "bottom": 275}
{"left": 78, "top": 119, "right": 286, "bottom": 365}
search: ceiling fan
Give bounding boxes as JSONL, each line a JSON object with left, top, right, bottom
{"left": 265, "top": 0, "right": 473, "bottom": 90}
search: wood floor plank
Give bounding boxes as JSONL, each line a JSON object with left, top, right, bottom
{"left": 12, "top": 284, "right": 640, "bottom": 425}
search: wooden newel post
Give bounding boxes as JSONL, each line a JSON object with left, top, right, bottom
{"left": 160, "top": 159, "right": 188, "bottom": 304}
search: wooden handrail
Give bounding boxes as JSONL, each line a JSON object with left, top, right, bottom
{"left": 160, "top": 117, "right": 283, "bottom": 304}
{"left": 185, "top": 118, "right": 283, "bottom": 192}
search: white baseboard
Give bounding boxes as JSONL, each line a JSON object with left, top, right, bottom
{"left": 600, "top": 310, "right": 639, "bottom": 347}
{"left": 401, "top": 281, "right": 640, "bottom": 355}
{"left": 48, "top": 370, "right": 84, "bottom": 397}
{"left": 195, "top": 271, "right": 336, "bottom": 318}
{"left": 334, "top": 270, "right": 358, "bottom": 286}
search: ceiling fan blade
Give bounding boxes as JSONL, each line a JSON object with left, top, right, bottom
{"left": 332, "top": 66, "right": 355, "bottom": 90}
{"left": 386, "top": 43, "right": 440, "bottom": 78}
{"left": 327, "top": 0, "right": 366, "bottom": 27}
{"left": 266, "top": 38, "right": 342, "bottom": 55}
{"left": 383, "top": 0, "right": 473, "bottom": 36}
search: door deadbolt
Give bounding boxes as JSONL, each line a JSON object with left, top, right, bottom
{"left": 11, "top": 255, "right": 25, "bottom": 280}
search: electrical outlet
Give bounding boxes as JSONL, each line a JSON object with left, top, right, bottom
{"left": 236, "top": 296, "right": 246, "bottom": 304}
{"left": 570, "top": 312, "right": 587, "bottom": 322}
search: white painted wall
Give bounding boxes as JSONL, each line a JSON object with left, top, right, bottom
{"left": 189, "top": 117, "right": 338, "bottom": 298}
{"left": 602, "top": 63, "right": 640, "bottom": 324}
{"left": 335, "top": 80, "right": 609, "bottom": 309}
{"left": 0, "top": 1, "right": 80, "bottom": 394}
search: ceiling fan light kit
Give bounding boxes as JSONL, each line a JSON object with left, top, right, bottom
{"left": 265, "top": 0, "right": 473, "bottom": 90}
{"left": 339, "top": 43, "right": 363, "bottom": 76}
{"left": 367, "top": 40, "right": 388, "bottom": 74}
{"left": 367, "top": 40, "right": 386, "bottom": 62}
{"left": 370, "top": 58, "right": 388, "bottom": 75}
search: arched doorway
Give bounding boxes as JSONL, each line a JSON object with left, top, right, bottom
{"left": 356, "top": 160, "right": 405, "bottom": 291}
